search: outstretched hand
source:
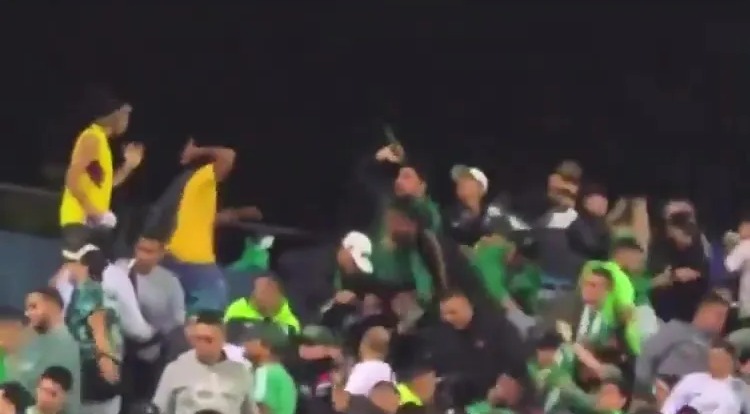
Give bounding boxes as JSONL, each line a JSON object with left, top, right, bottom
{"left": 123, "top": 142, "right": 145, "bottom": 169}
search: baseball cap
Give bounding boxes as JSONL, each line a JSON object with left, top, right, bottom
{"left": 342, "top": 231, "right": 373, "bottom": 274}
{"left": 450, "top": 165, "right": 488, "bottom": 193}
{"left": 234, "top": 322, "right": 289, "bottom": 351}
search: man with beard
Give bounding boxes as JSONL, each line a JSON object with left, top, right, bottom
{"left": 340, "top": 143, "right": 441, "bottom": 235}
{"left": 8, "top": 288, "right": 80, "bottom": 414}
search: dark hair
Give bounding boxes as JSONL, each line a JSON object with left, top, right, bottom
{"left": 370, "top": 380, "right": 398, "bottom": 395}
{"left": 667, "top": 212, "right": 698, "bottom": 235}
{"left": 194, "top": 309, "right": 224, "bottom": 327}
{"left": 589, "top": 267, "right": 614, "bottom": 286}
{"left": 31, "top": 287, "right": 64, "bottom": 309}
{"left": 699, "top": 291, "right": 731, "bottom": 309}
{"left": 138, "top": 228, "right": 168, "bottom": 244}
{"left": 438, "top": 289, "right": 468, "bottom": 303}
{"left": 675, "top": 406, "right": 699, "bottom": 414}
{"left": 0, "top": 382, "right": 33, "bottom": 411}
{"left": 80, "top": 248, "right": 108, "bottom": 282}
{"left": 534, "top": 330, "right": 563, "bottom": 350}
{"left": 41, "top": 366, "right": 73, "bottom": 392}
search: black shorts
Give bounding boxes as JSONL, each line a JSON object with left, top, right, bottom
{"left": 60, "top": 224, "right": 112, "bottom": 259}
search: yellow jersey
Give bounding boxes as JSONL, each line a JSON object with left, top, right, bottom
{"left": 59, "top": 124, "right": 113, "bottom": 226}
{"left": 167, "top": 164, "right": 217, "bottom": 263}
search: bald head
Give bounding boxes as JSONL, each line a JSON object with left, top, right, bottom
{"left": 361, "top": 326, "right": 391, "bottom": 357}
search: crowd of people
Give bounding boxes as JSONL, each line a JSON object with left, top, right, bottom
{"left": 1, "top": 88, "right": 750, "bottom": 414}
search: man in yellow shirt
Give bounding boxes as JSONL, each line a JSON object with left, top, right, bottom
{"left": 147, "top": 139, "right": 258, "bottom": 312}
{"left": 60, "top": 86, "right": 144, "bottom": 256}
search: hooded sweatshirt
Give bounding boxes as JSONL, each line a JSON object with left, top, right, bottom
{"left": 152, "top": 349, "right": 255, "bottom": 414}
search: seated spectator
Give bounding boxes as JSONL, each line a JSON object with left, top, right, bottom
{"left": 345, "top": 326, "right": 394, "bottom": 396}
{"left": 0, "top": 382, "right": 33, "bottom": 414}
{"left": 0, "top": 306, "right": 27, "bottom": 384}
{"left": 152, "top": 309, "right": 255, "bottom": 413}
{"left": 660, "top": 339, "right": 743, "bottom": 414}
{"left": 8, "top": 288, "right": 80, "bottom": 414}
{"left": 29, "top": 366, "right": 74, "bottom": 414}
{"left": 240, "top": 323, "right": 298, "bottom": 414}
{"left": 634, "top": 291, "right": 730, "bottom": 397}
{"left": 62, "top": 245, "right": 123, "bottom": 414}
{"left": 224, "top": 274, "right": 301, "bottom": 335}
{"left": 426, "top": 291, "right": 527, "bottom": 407}
{"left": 445, "top": 164, "right": 491, "bottom": 246}
{"left": 346, "top": 380, "right": 401, "bottom": 414}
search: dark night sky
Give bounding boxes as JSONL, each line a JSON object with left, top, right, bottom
{"left": 0, "top": 4, "right": 748, "bottom": 233}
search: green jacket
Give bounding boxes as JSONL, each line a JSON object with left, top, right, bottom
{"left": 224, "top": 298, "right": 301, "bottom": 335}
{"left": 471, "top": 244, "right": 541, "bottom": 312}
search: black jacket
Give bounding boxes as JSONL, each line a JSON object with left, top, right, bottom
{"left": 419, "top": 307, "right": 529, "bottom": 406}
{"left": 566, "top": 211, "right": 610, "bottom": 261}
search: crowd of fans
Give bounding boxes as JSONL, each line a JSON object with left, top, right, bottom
{"left": 2, "top": 89, "right": 750, "bottom": 414}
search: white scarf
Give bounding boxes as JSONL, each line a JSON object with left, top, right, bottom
{"left": 576, "top": 305, "right": 602, "bottom": 342}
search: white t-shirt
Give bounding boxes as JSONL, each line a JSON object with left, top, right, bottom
{"left": 661, "top": 372, "right": 741, "bottom": 414}
{"left": 726, "top": 240, "right": 750, "bottom": 317}
{"left": 344, "top": 360, "right": 394, "bottom": 395}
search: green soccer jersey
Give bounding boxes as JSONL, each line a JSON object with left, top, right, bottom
{"left": 65, "top": 280, "right": 123, "bottom": 361}
{"left": 465, "top": 401, "right": 517, "bottom": 414}
{"left": 471, "top": 243, "right": 541, "bottom": 312}
{"left": 253, "top": 362, "right": 297, "bottom": 414}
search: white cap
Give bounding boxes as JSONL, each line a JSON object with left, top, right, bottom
{"left": 451, "top": 165, "right": 488, "bottom": 193}
{"left": 62, "top": 244, "right": 100, "bottom": 261}
{"left": 341, "top": 231, "right": 373, "bottom": 274}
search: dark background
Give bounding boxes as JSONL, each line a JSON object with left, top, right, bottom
{"left": 2, "top": 4, "right": 750, "bottom": 238}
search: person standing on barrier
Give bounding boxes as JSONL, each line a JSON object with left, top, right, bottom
{"left": 148, "top": 138, "right": 253, "bottom": 313}
{"left": 60, "top": 86, "right": 144, "bottom": 258}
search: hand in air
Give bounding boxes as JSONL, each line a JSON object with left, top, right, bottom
{"left": 374, "top": 144, "right": 404, "bottom": 163}
{"left": 123, "top": 142, "right": 145, "bottom": 169}
{"left": 180, "top": 138, "right": 201, "bottom": 165}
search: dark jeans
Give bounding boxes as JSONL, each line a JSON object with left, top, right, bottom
{"left": 162, "top": 256, "right": 228, "bottom": 312}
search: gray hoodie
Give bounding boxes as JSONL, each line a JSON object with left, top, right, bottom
{"left": 634, "top": 319, "right": 713, "bottom": 395}
{"left": 152, "top": 349, "right": 255, "bottom": 414}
